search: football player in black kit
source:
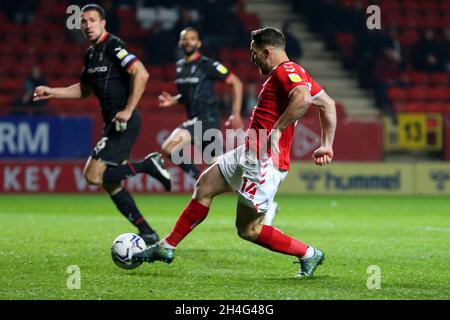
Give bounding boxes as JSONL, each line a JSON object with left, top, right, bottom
{"left": 158, "top": 27, "right": 244, "bottom": 180}
{"left": 158, "top": 27, "right": 279, "bottom": 226}
{"left": 33, "top": 4, "right": 170, "bottom": 245}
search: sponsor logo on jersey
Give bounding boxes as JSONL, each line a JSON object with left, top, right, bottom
{"left": 87, "top": 66, "right": 108, "bottom": 73}
{"left": 116, "top": 49, "right": 128, "bottom": 60}
{"left": 175, "top": 77, "right": 200, "bottom": 84}
{"left": 216, "top": 63, "right": 228, "bottom": 74}
{"left": 288, "top": 73, "right": 302, "bottom": 82}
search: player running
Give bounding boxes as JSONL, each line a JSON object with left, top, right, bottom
{"left": 33, "top": 4, "right": 170, "bottom": 245}
{"left": 133, "top": 27, "right": 336, "bottom": 277}
{"left": 158, "top": 27, "right": 244, "bottom": 178}
{"left": 159, "top": 27, "right": 280, "bottom": 225}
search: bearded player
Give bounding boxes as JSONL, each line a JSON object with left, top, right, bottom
{"left": 133, "top": 27, "right": 336, "bottom": 277}
{"left": 33, "top": 4, "right": 171, "bottom": 244}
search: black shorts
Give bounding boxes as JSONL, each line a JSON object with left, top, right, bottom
{"left": 91, "top": 111, "right": 141, "bottom": 165}
{"left": 179, "top": 116, "right": 223, "bottom": 155}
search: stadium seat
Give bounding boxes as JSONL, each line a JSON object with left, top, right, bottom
{"left": 427, "top": 103, "right": 446, "bottom": 114}
{"left": 420, "top": 1, "right": 440, "bottom": 12}
{"left": 148, "top": 66, "right": 164, "bottom": 81}
{"left": 430, "top": 73, "right": 449, "bottom": 86}
{"left": 403, "top": 72, "right": 430, "bottom": 86}
{"left": 239, "top": 12, "right": 260, "bottom": 32}
{"left": 399, "top": 29, "right": 420, "bottom": 47}
{"left": 408, "top": 87, "right": 428, "bottom": 101}
{"left": 401, "top": 1, "right": 420, "bottom": 12}
{"left": 388, "top": 87, "right": 408, "bottom": 102}
{"left": 428, "top": 87, "right": 448, "bottom": 102}
{"left": 419, "top": 13, "right": 441, "bottom": 29}
{"left": 399, "top": 102, "right": 423, "bottom": 113}
{"left": 335, "top": 33, "right": 355, "bottom": 60}
{"left": 0, "top": 95, "right": 12, "bottom": 107}
{"left": 0, "top": 79, "right": 23, "bottom": 94}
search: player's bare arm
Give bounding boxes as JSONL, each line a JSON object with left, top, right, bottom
{"left": 33, "top": 82, "right": 91, "bottom": 101}
{"left": 158, "top": 91, "right": 182, "bottom": 108}
{"left": 269, "top": 86, "right": 313, "bottom": 154}
{"left": 224, "top": 73, "right": 244, "bottom": 129}
{"left": 311, "top": 91, "right": 336, "bottom": 166}
{"left": 112, "top": 61, "right": 149, "bottom": 126}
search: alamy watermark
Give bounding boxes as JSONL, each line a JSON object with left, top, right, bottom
{"left": 366, "top": 265, "right": 381, "bottom": 290}
{"left": 366, "top": 5, "right": 381, "bottom": 30}
{"left": 66, "top": 5, "right": 82, "bottom": 30}
{"left": 66, "top": 265, "right": 81, "bottom": 290}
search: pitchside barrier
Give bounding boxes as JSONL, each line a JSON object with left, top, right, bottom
{"left": 0, "top": 161, "right": 449, "bottom": 195}
{"left": 279, "top": 162, "right": 450, "bottom": 195}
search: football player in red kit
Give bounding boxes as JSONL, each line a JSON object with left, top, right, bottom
{"left": 133, "top": 27, "right": 337, "bottom": 277}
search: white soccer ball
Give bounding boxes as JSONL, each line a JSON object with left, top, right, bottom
{"left": 111, "top": 233, "right": 146, "bottom": 270}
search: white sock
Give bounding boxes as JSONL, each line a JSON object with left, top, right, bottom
{"left": 159, "top": 239, "right": 176, "bottom": 250}
{"left": 263, "top": 202, "right": 278, "bottom": 226}
{"left": 301, "top": 246, "right": 315, "bottom": 260}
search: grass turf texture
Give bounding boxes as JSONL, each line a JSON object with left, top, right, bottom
{"left": 0, "top": 194, "right": 449, "bottom": 300}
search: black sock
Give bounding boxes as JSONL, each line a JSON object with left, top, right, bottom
{"left": 110, "top": 189, "right": 154, "bottom": 234}
{"left": 103, "top": 160, "right": 150, "bottom": 183}
{"left": 169, "top": 150, "right": 200, "bottom": 180}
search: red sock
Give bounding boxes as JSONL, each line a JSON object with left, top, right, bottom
{"left": 255, "top": 225, "right": 308, "bottom": 257}
{"left": 165, "top": 199, "right": 210, "bottom": 247}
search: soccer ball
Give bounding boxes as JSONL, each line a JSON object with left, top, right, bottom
{"left": 111, "top": 233, "right": 146, "bottom": 270}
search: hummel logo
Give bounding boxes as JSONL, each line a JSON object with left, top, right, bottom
{"left": 430, "top": 170, "right": 450, "bottom": 190}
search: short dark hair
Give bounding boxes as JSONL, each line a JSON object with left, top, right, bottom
{"left": 251, "top": 27, "right": 285, "bottom": 49}
{"left": 81, "top": 4, "right": 106, "bottom": 20}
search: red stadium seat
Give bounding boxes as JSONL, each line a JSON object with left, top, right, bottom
{"left": 0, "top": 78, "right": 23, "bottom": 94}
{"left": 139, "top": 96, "right": 159, "bottom": 111}
{"left": 442, "top": 1, "right": 450, "bottom": 11}
{"left": 428, "top": 87, "right": 448, "bottom": 102}
{"left": 427, "top": 103, "right": 446, "bottom": 113}
{"left": 399, "top": 13, "right": 421, "bottom": 28}
{"left": 0, "top": 95, "right": 12, "bottom": 107}
{"left": 420, "top": 1, "right": 440, "bottom": 13}
{"left": 335, "top": 33, "right": 355, "bottom": 57}
{"left": 380, "top": 1, "right": 401, "bottom": 11}
{"left": 419, "top": 13, "right": 441, "bottom": 29}
{"left": 399, "top": 29, "right": 420, "bottom": 47}
{"left": 403, "top": 72, "right": 430, "bottom": 86}
{"left": 163, "top": 64, "right": 176, "bottom": 81}
{"left": 401, "top": 1, "right": 420, "bottom": 12}
{"left": 232, "top": 49, "right": 251, "bottom": 64}
{"left": 402, "top": 102, "right": 423, "bottom": 113}
{"left": 388, "top": 87, "right": 408, "bottom": 102}
{"left": 239, "top": 12, "right": 260, "bottom": 33}
{"left": 147, "top": 66, "right": 164, "bottom": 81}
{"left": 430, "top": 73, "right": 449, "bottom": 86}
{"left": 382, "top": 11, "right": 402, "bottom": 28}
{"left": 408, "top": 86, "right": 428, "bottom": 101}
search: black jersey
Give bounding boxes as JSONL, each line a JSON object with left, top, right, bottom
{"left": 175, "top": 55, "right": 231, "bottom": 123}
{"left": 80, "top": 33, "right": 139, "bottom": 123}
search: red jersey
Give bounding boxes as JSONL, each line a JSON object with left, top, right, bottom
{"left": 246, "top": 61, "right": 323, "bottom": 171}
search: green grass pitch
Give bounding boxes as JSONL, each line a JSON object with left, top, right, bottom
{"left": 0, "top": 194, "right": 449, "bottom": 300}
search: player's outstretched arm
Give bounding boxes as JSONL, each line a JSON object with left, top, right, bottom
{"left": 33, "top": 83, "right": 91, "bottom": 101}
{"left": 311, "top": 91, "right": 336, "bottom": 166}
{"left": 224, "top": 73, "right": 244, "bottom": 129}
{"left": 158, "top": 91, "right": 182, "bottom": 108}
